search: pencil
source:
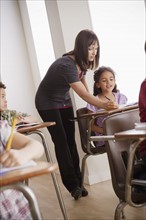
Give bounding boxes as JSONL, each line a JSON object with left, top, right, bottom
{"left": 6, "top": 116, "right": 17, "bottom": 151}
{"left": 104, "top": 96, "right": 111, "bottom": 101}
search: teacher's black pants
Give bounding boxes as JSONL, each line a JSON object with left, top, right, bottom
{"left": 38, "top": 107, "right": 82, "bottom": 192}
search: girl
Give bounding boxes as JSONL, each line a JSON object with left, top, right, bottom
{"left": 86, "top": 66, "right": 127, "bottom": 148}
{"left": 0, "top": 120, "right": 44, "bottom": 219}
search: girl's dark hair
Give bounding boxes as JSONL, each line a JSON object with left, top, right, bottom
{"left": 0, "top": 82, "right": 6, "bottom": 89}
{"left": 63, "top": 29, "right": 100, "bottom": 71}
{"left": 93, "top": 66, "right": 118, "bottom": 96}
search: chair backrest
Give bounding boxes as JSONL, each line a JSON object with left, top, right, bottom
{"left": 103, "top": 108, "right": 144, "bottom": 201}
{"left": 76, "top": 107, "right": 107, "bottom": 155}
{"left": 76, "top": 107, "right": 90, "bottom": 153}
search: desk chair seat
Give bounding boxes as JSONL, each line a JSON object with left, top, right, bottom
{"left": 102, "top": 108, "right": 146, "bottom": 220}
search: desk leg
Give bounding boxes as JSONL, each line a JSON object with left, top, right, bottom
{"left": 29, "top": 130, "right": 68, "bottom": 220}
{"left": 126, "top": 139, "right": 146, "bottom": 208}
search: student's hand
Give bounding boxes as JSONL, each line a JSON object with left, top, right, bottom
{"left": 103, "top": 101, "right": 119, "bottom": 110}
{"left": 16, "top": 114, "right": 25, "bottom": 124}
{"left": 0, "top": 150, "right": 28, "bottom": 167}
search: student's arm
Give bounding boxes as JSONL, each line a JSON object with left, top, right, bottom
{"left": 87, "top": 110, "right": 103, "bottom": 134}
{"left": 91, "top": 123, "right": 103, "bottom": 134}
{"left": 70, "top": 81, "right": 118, "bottom": 110}
{"left": 0, "top": 132, "right": 44, "bottom": 167}
{"left": 139, "top": 80, "right": 146, "bottom": 122}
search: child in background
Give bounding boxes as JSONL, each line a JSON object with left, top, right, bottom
{"left": 138, "top": 42, "right": 146, "bottom": 166}
{"left": 133, "top": 42, "right": 146, "bottom": 194}
{"left": 86, "top": 66, "right": 127, "bottom": 148}
{"left": 138, "top": 78, "right": 146, "bottom": 165}
{"left": 0, "top": 120, "right": 44, "bottom": 219}
{"left": 0, "top": 82, "right": 38, "bottom": 126}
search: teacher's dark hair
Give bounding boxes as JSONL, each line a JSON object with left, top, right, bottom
{"left": 63, "top": 29, "right": 100, "bottom": 71}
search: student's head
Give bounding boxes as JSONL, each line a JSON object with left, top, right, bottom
{"left": 73, "top": 29, "right": 100, "bottom": 71}
{"left": 0, "top": 82, "right": 7, "bottom": 111}
{"left": 93, "top": 66, "right": 118, "bottom": 96}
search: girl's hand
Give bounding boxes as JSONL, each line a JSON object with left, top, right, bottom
{"left": 103, "top": 101, "right": 119, "bottom": 110}
{"left": 0, "top": 150, "right": 28, "bottom": 168}
{"left": 16, "top": 114, "right": 25, "bottom": 124}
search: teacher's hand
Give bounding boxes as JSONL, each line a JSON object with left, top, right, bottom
{"left": 103, "top": 101, "right": 119, "bottom": 110}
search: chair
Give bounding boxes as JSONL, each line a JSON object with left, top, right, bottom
{"left": 76, "top": 107, "right": 106, "bottom": 185}
{"left": 76, "top": 105, "right": 139, "bottom": 186}
{"left": 1, "top": 184, "right": 43, "bottom": 219}
{"left": 0, "top": 162, "right": 58, "bottom": 220}
{"left": 101, "top": 108, "right": 146, "bottom": 219}
{"left": 17, "top": 122, "right": 68, "bottom": 220}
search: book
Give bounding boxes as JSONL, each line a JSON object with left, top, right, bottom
{"left": 0, "top": 160, "right": 37, "bottom": 175}
{"left": 135, "top": 122, "right": 146, "bottom": 130}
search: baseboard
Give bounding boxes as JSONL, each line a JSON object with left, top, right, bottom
{"left": 83, "top": 170, "right": 111, "bottom": 185}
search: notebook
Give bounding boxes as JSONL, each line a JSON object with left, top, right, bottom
{"left": 135, "top": 122, "right": 146, "bottom": 130}
{"left": 0, "top": 160, "right": 37, "bottom": 175}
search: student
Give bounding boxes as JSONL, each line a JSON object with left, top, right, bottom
{"left": 133, "top": 42, "right": 146, "bottom": 193}
{"left": 138, "top": 78, "right": 146, "bottom": 164}
{"left": 0, "top": 120, "right": 44, "bottom": 219}
{"left": 86, "top": 66, "right": 127, "bottom": 148}
{"left": 0, "top": 81, "right": 38, "bottom": 126}
{"left": 35, "top": 29, "right": 118, "bottom": 200}
{"left": 138, "top": 42, "right": 146, "bottom": 168}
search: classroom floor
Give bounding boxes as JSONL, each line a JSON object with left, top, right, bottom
{"left": 29, "top": 173, "right": 145, "bottom": 220}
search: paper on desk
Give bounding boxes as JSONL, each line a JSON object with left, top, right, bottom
{"left": 135, "top": 122, "right": 146, "bottom": 130}
{"left": 119, "top": 102, "right": 138, "bottom": 108}
{"left": 0, "top": 160, "right": 37, "bottom": 175}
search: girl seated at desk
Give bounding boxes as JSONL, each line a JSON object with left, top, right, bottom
{"left": 0, "top": 120, "right": 44, "bottom": 220}
{"left": 86, "top": 66, "right": 127, "bottom": 148}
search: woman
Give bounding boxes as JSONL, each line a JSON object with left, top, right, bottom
{"left": 35, "top": 29, "right": 118, "bottom": 200}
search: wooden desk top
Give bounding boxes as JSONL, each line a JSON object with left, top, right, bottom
{"left": 115, "top": 129, "right": 146, "bottom": 139}
{"left": 17, "top": 122, "right": 56, "bottom": 133}
{"left": 0, "top": 161, "right": 58, "bottom": 187}
{"left": 79, "top": 104, "right": 138, "bottom": 119}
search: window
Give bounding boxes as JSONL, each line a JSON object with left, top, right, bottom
{"left": 88, "top": 0, "right": 145, "bottom": 102}
{"left": 26, "top": 0, "right": 55, "bottom": 79}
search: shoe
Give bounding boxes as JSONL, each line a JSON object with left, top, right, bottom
{"left": 81, "top": 186, "right": 88, "bottom": 197}
{"left": 71, "top": 187, "right": 82, "bottom": 200}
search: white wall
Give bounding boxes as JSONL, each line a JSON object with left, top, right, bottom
{"left": 89, "top": 0, "right": 145, "bottom": 103}
{"left": 1, "top": 0, "right": 145, "bottom": 185}
{"left": 0, "top": 0, "right": 53, "bottom": 162}
{"left": 1, "top": 0, "right": 36, "bottom": 115}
